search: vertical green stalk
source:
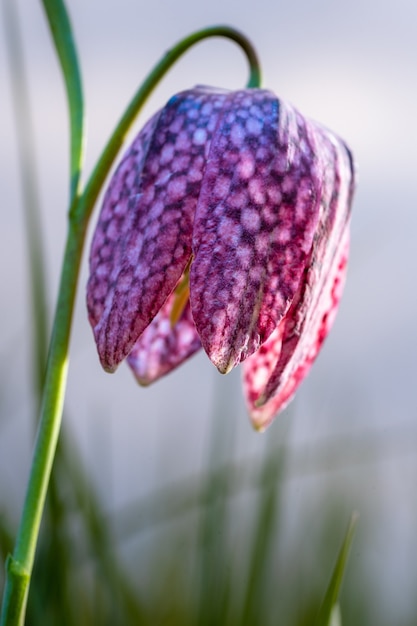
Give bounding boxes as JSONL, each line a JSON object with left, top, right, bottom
{"left": 41, "top": 0, "right": 85, "bottom": 203}
{"left": 0, "top": 10, "right": 262, "bottom": 623}
{"left": 0, "top": 218, "right": 86, "bottom": 626}
{"left": 315, "top": 513, "right": 359, "bottom": 626}
{"left": 1, "top": 0, "right": 85, "bottom": 620}
{"left": 241, "top": 434, "right": 285, "bottom": 626}
{"left": 195, "top": 377, "right": 238, "bottom": 625}
{"left": 2, "top": 0, "right": 49, "bottom": 394}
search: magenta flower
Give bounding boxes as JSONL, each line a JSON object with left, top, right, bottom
{"left": 87, "top": 86, "right": 355, "bottom": 430}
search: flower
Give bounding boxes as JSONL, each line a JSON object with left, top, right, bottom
{"left": 87, "top": 86, "right": 355, "bottom": 430}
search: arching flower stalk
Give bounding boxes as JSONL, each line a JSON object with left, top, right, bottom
{"left": 87, "top": 86, "right": 355, "bottom": 431}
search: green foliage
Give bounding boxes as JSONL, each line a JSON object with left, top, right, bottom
{"left": 0, "top": 417, "right": 358, "bottom": 626}
{"left": 315, "top": 514, "right": 358, "bottom": 626}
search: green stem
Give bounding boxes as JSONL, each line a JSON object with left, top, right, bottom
{"left": 40, "top": 0, "right": 85, "bottom": 202}
{"left": 0, "top": 221, "right": 84, "bottom": 626}
{"left": 0, "top": 18, "right": 262, "bottom": 626}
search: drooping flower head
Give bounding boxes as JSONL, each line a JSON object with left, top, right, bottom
{"left": 87, "top": 86, "right": 355, "bottom": 430}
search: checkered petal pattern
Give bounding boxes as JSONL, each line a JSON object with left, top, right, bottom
{"left": 87, "top": 85, "right": 355, "bottom": 428}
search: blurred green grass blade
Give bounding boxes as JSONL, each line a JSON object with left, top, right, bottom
{"left": 41, "top": 0, "right": 84, "bottom": 201}
{"left": 0, "top": 518, "right": 13, "bottom": 566}
{"left": 195, "top": 386, "right": 237, "bottom": 625}
{"left": 315, "top": 512, "right": 359, "bottom": 626}
{"left": 329, "top": 604, "right": 342, "bottom": 626}
{"left": 241, "top": 434, "right": 286, "bottom": 626}
{"left": 54, "top": 434, "right": 147, "bottom": 623}
{"left": 2, "top": 0, "right": 49, "bottom": 395}
{"left": 25, "top": 432, "right": 146, "bottom": 625}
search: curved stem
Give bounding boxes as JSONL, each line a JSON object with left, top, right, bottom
{"left": 40, "top": 0, "right": 85, "bottom": 202}
{"left": 0, "top": 20, "right": 262, "bottom": 626}
{"left": 76, "top": 24, "right": 261, "bottom": 223}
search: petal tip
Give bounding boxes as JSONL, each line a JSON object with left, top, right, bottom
{"left": 134, "top": 375, "right": 151, "bottom": 388}
{"left": 216, "top": 361, "right": 235, "bottom": 375}
{"left": 252, "top": 420, "right": 267, "bottom": 433}
{"left": 102, "top": 363, "right": 118, "bottom": 374}
{"left": 209, "top": 346, "right": 240, "bottom": 375}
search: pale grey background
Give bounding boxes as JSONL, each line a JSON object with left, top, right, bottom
{"left": 1, "top": 0, "right": 416, "bottom": 622}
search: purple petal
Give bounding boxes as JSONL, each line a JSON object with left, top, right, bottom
{"left": 127, "top": 294, "right": 201, "bottom": 385}
{"left": 254, "top": 123, "right": 354, "bottom": 408}
{"left": 87, "top": 87, "right": 229, "bottom": 371}
{"left": 244, "top": 215, "right": 351, "bottom": 431}
{"left": 190, "top": 93, "right": 328, "bottom": 374}
{"left": 87, "top": 113, "right": 160, "bottom": 328}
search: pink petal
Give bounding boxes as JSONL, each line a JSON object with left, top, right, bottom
{"left": 127, "top": 294, "right": 201, "bottom": 385}
{"left": 254, "top": 124, "right": 354, "bottom": 408}
{"left": 87, "top": 87, "right": 229, "bottom": 371}
{"left": 244, "top": 217, "right": 351, "bottom": 431}
{"left": 190, "top": 94, "right": 329, "bottom": 374}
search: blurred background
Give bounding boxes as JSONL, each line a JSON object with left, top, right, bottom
{"left": 0, "top": 0, "right": 416, "bottom": 623}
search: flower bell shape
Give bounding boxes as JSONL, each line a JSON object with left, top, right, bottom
{"left": 87, "top": 86, "right": 355, "bottom": 430}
